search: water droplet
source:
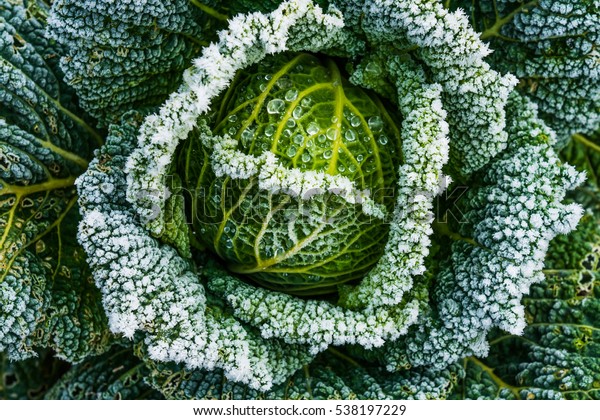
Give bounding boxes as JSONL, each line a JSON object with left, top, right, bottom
{"left": 228, "top": 126, "right": 237, "bottom": 136}
{"left": 317, "top": 134, "right": 327, "bottom": 144}
{"left": 350, "top": 115, "right": 361, "bottom": 127}
{"left": 286, "top": 119, "right": 296, "bottom": 128}
{"left": 261, "top": 142, "right": 268, "bottom": 150}
{"left": 295, "top": 64, "right": 304, "bottom": 72}
{"left": 241, "top": 128, "right": 254, "bottom": 143}
{"left": 292, "top": 106, "right": 303, "bottom": 119}
{"left": 259, "top": 83, "right": 267, "bottom": 92}
{"left": 287, "top": 146, "right": 297, "bottom": 157}
{"left": 344, "top": 129, "right": 357, "bottom": 142}
{"left": 293, "top": 134, "right": 304, "bottom": 145}
{"left": 378, "top": 135, "right": 388, "bottom": 145}
{"left": 302, "top": 152, "right": 311, "bottom": 162}
{"left": 338, "top": 164, "right": 346, "bottom": 173}
{"left": 225, "top": 239, "right": 234, "bottom": 249}
{"left": 265, "top": 124, "right": 276, "bottom": 137}
{"left": 283, "top": 129, "right": 292, "bottom": 138}
{"left": 323, "top": 150, "right": 333, "bottom": 159}
{"left": 301, "top": 97, "right": 312, "bottom": 107}
{"left": 326, "top": 128, "right": 337, "bottom": 140}
{"left": 285, "top": 89, "right": 298, "bottom": 102}
{"left": 348, "top": 164, "right": 357, "bottom": 173}
{"left": 356, "top": 154, "right": 364, "bottom": 162}
{"left": 331, "top": 116, "right": 339, "bottom": 124}
{"left": 368, "top": 116, "right": 383, "bottom": 132}
{"left": 264, "top": 74, "right": 272, "bottom": 81}
{"left": 267, "top": 98, "right": 286, "bottom": 114}
{"left": 365, "top": 61, "right": 382, "bottom": 75}
{"left": 224, "top": 226, "right": 231, "bottom": 234}
{"left": 228, "top": 115, "right": 238, "bottom": 123}
{"left": 277, "top": 77, "right": 292, "bottom": 89}
{"left": 306, "top": 122, "right": 319, "bottom": 136}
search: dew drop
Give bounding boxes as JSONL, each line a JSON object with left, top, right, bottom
{"left": 227, "top": 115, "right": 238, "bottom": 123}
{"left": 350, "top": 115, "right": 361, "bottom": 127}
{"left": 323, "top": 150, "right": 333, "bottom": 159}
{"left": 378, "top": 135, "right": 389, "bottom": 145}
{"left": 368, "top": 116, "right": 383, "bottom": 132}
{"left": 277, "top": 77, "right": 292, "bottom": 89}
{"left": 317, "top": 134, "right": 327, "bottom": 144}
{"left": 267, "top": 98, "right": 286, "bottom": 114}
{"left": 285, "top": 89, "right": 298, "bottom": 102}
{"left": 306, "top": 122, "right": 319, "bottom": 136}
{"left": 365, "top": 61, "right": 382, "bottom": 75}
{"left": 301, "top": 97, "right": 312, "bottom": 107}
{"left": 331, "top": 116, "right": 339, "bottom": 124}
{"left": 264, "top": 124, "right": 276, "bottom": 137}
{"left": 241, "top": 128, "right": 254, "bottom": 143}
{"left": 302, "top": 152, "right": 311, "bottom": 162}
{"left": 344, "top": 129, "right": 357, "bottom": 142}
{"left": 293, "top": 134, "right": 304, "bottom": 144}
{"left": 228, "top": 126, "right": 237, "bottom": 136}
{"left": 292, "top": 106, "right": 304, "bottom": 119}
{"left": 283, "top": 129, "right": 292, "bottom": 138}
{"left": 338, "top": 164, "right": 346, "bottom": 173}
{"left": 264, "top": 74, "right": 272, "bottom": 81}
{"left": 356, "top": 154, "right": 364, "bottom": 162}
{"left": 225, "top": 239, "right": 234, "bottom": 249}
{"left": 259, "top": 83, "right": 267, "bottom": 92}
{"left": 326, "top": 128, "right": 337, "bottom": 140}
{"left": 348, "top": 164, "right": 357, "bottom": 173}
{"left": 286, "top": 119, "right": 296, "bottom": 129}
{"left": 287, "top": 146, "right": 297, "bottom": 157}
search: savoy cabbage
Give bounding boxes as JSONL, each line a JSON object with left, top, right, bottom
{"left": 1, "top": 0, "right": 599, "bottom": 400}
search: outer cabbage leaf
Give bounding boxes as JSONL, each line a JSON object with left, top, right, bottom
{"left": 47, "top": 0, "right": 220, "bottom": 126}
{"left": 1, "top": 350, "right": 68, "bottom": 399}
{"left": 45, "top": 345, "right": 163, "bottom": 400}
{"left": 77, "top": 112, "right": 315, "bottom": 392}
{"left": 0, "top": 0, "right": 111, "bottom": 362}
{"left": 449, "top": 0, "right": 600, "bottom": 144}
{"left": 142, "top": 349, "right": 459, "bottom": 400}
{"left": 456, "top": 212, "right": 600, "bottom": 399}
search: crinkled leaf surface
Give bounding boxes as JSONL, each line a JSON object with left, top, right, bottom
{"left": 45, "top": 344, "right": 162, "bottom": 400}
{"left": 561, "top": 132, "right": 600, "bottom": 214}
{"left": 455, "top": 212, "right": 600, "bottom": 399}
{"left": 1, "top": 350, "right": 68, "bottom": 399}
{"left": 47, "top": 0, "right": 223, "bottom": 126}
{"left": 0, "top": 0, "right": 110, "bottom": 362}
{"left": 449, "top": 0, "right": 600, "bottom": 143}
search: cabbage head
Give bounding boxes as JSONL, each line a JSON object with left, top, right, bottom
{"left": 179, "top": 52, "right": 402, "bottom": 295}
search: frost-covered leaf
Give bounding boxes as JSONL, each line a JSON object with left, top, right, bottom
{"left": 134, "top": 346, "right": 460, "bottom": 400}
{"left": 45, "top": 345, "right": 162, "bottom": 400}
{"left": 456, "top": 212, "right": 600, "bottom": 399}
{"left": 0, "top": 0, "right": 110, "bottom": 362}
{"left": 450, "top": 0, "right": 600, "bottom": 144}
{"left": 47, "top": 0, "right": 220, "bottom": 126}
